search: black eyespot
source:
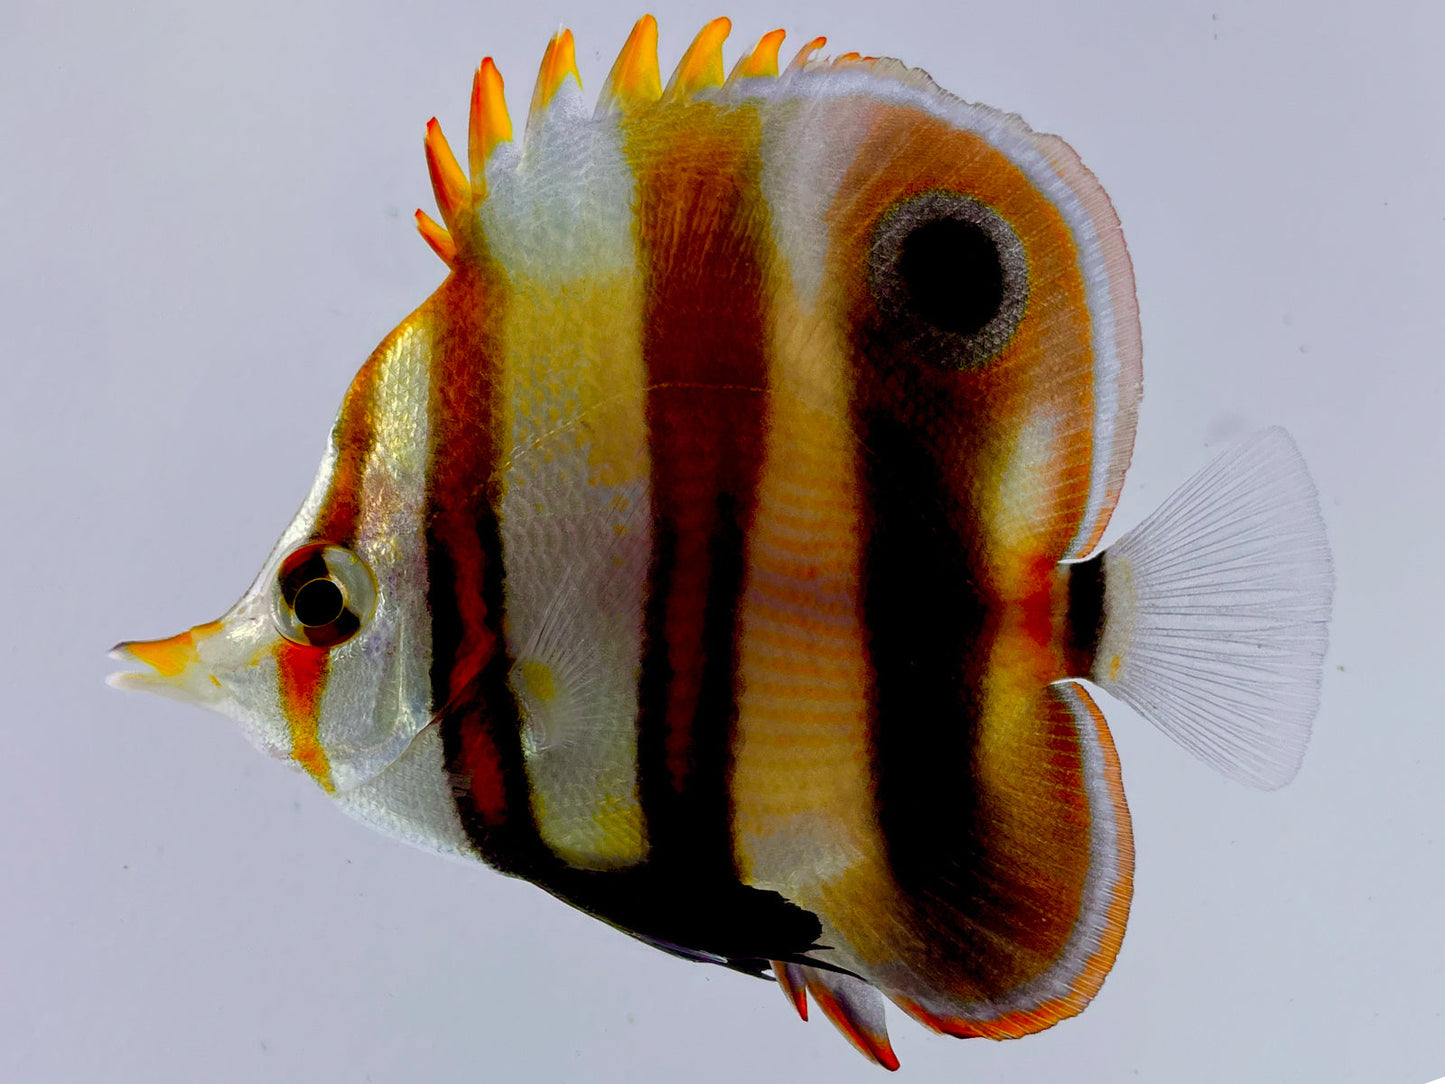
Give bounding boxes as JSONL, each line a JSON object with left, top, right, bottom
{"left": 868, "top": 191, "right": 1028, "bottom": 369}
{"left": 272, "top": 543, "right": 376, "bottom": 648}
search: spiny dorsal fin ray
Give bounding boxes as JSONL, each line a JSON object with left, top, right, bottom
{"left": 413, "top": 209, "right": 456, "bottom": 267}
{"left": 469, "top": 57, "right": 512, "bottom": 188}
{"left": 600, "top": 14, "right": 662, "bottom": 112}
{"left": 666, "top": 16, "right": 730, "bottom": 95}
{"left": 785, "top": 35, "right": 827, "bottom": 74}
{"left": 727, "top": 28, "right": 786, "bottom": 82}
{"left": 423, "top": 118, "right": 471, "bottom": 231}
{"left": 528, "top": 28, "right": 581, "bottom": 133}
{"left": 416, "top": 19, "right": 916, "bottom": 267}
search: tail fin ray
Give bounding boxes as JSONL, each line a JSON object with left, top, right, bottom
{"left": 1091, "top": 427, "right": 1333, "bottom": 789}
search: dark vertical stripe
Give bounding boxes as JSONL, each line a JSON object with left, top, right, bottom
{"left": 848, "top": 277, "right": 1008, "bottom": 987}
{"left": 856, "top": 411, "right": 993, "bottom": 903}
{"left": 629, "top": 104, "right": 770, "bottom": 878}
{"left": 276, "top": 309, "right": 386, "bottom": 780}
{"left": 421, "top": 268, "right": 545, "bottom": 876}
{"left": 311, "top": 353, "right": 383, "bottom": 546}
{"left": 1065, "top": 552, "right": 1107, "bottom": 678}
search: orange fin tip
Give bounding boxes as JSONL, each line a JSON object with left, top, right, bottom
{"left": 785, "top": 35, "right": 827, "bottom": 73}
{"left": 602, "top": 14, "right": 662, "bottom": 108}
{"left": 530, "top": 28, "right": 581, "bottom": 126}
{"left": 803, "top": 968, "right": 900, "bottom": 1071}
{"left": 772, "top": 961, "right": 809, "bottom": 1021}
{"left": 424, "top": 118, "right": 471, "bottom": 228}
{"left": 668, "top": 16, "right": 730, "bottom": 94}
{"left": 728, "top": 28, "right": 785, "bottom": 81}
{"left": 468, "top": 57, "right": 512, "bottom": 186}
{"left": 414, "top": 209, "right": 457, "bottom": 267}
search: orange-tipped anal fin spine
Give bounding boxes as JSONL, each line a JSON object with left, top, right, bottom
{"left": 772, "top": 961, "right": 809, "bottom": 1021}
{"left": 785, "top": 36, "right": 827, "bottom": 74}
{"left": 414, "top": 209, "right": 457, "bottom": 267}
{"left": 424, "top": 118, "right": 471, "bottom": 230}
{"left": 468, "top": 57, "right": 512, "bottom": 188}
{"left": 728, "top": 28, "right": 785, "bottom": 81}
{"left": 667, "top": 17, "right": 730, "bottom": 95}
{"left": 801, "top": 967, "right": 900, "bottom": 1071}
{"left": 529, "top": 28, "right": 581, "bottom": 129}
{"left": 601, "top": 14, "right": 662, "bottom": 111}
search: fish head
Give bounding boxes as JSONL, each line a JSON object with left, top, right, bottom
{"left": 109, "top": 304, "right": 451, "bottom": 796}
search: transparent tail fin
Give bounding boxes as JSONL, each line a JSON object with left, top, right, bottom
{"left": 1091, "top": 428, "right": 1334, "bottom": 789}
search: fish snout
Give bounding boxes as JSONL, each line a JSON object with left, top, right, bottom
{"left": 107, "top": 620, "right": 226, "bottom": 704}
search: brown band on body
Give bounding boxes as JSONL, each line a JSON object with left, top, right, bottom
{"left": 613, "top": 100, "right": 830, "bottom": 960}
{"left": 628, "top": 102, "right": 771, "bottom": 867}
{"left": 421, "top": 265, "right": 546, "bottom": 875}
{"left": 311, "top": 352, "right": 384, "bottom": 547}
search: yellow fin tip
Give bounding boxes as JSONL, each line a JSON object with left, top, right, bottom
{"left": 731, "top": 28, "right": 786, "bottom": 80}
{"left": 423, "top": 117, "right": 471, "bottom": 228}
{"left": 787, "top": 35, "right": 827, "bottom": 73}
{"left": 670, "top": 16, "right": 731, "bottom": 94}
{"left": 531, "top": 27, "right": 581, "bottom": 120}
{"left": 605, "top": 14, "right": 662, "bottom": 106}
{"left": 469, "top": 57, "right": 512, "bottom": 185}
{"left": 414, "top": 209, "right": 456, "bottom": 267}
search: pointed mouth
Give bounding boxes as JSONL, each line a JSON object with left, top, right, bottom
{"left": 107, "top": 622, "right": 225, "bottom": 703}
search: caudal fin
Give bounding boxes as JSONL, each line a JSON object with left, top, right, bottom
{"left": 1088, "top": 427, "right": 1334, "bottom": 789}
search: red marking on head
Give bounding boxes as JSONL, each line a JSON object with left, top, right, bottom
{"left": 276, "top": 640, "right": 334, "bottom": 792}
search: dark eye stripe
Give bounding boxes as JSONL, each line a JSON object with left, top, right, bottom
{"left": 272, "top": 544, "right": 373, "bottom": 649}
{"left": 311, "top": 354, "right": 383, "bottom": 547}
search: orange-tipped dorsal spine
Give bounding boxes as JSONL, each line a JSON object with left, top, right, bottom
{"left": 729, "top": 28, "right": 786, "bottom": 80}
{"left": 529, "top": 28, "right": 581, "bottom": 128}
{"left": 602, "top": 14, "right": 662, "bottom": 109}
{"left": 469, "top": 57, "right": 512, "bottom": 187}
{"left": 786, "top": 35, "right": 827, "bottom": 73}
{"left": 668, "top": 17, "right": 730, "bottom": 94}
{"left": 414, "top": 209, "right": 457, "bottom": 267}
{"left": 424, "top": 117, "right": 471, "bottom": 230}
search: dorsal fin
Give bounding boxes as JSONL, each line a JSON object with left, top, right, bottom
{"left": 468, "top": 57, "right": 512, "bottom": 188}
{"left": 727, "top": 28, "right": 786, "bottom": 82}
{"left": 599, "top": 15, "right": 662, "bottom": 112}
{"left": 666, "top": 17, "right": 730, "bottom": 95}
{"left": 785, "top": 35, "right": 827, "bottom": 74}
{"left": 527, "top": 28, "right": 581, "bottom": 132}
{"left": 412, "top": 19, "right": 986, "bottom": 272}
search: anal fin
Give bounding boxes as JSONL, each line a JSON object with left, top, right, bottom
{"left": 800, "top": 965, "right": 899, "bottom": 1071}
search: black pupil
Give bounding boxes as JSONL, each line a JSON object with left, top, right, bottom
{"left": 897, "top": 218, "right": 1004, "bottom": 337}
{"left": 293, "top": 577, "right": 345, "bottom": 627}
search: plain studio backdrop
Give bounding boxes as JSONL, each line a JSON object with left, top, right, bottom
{"left": 2, "top": 2, "right": 1441, "bottom": 1081}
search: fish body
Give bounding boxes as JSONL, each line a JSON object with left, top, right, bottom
{"left": 110, "top": 17, "right": 1333, "bottom": 1069}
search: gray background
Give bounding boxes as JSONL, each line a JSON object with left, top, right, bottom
{"left": 3, "top": 1, "right": 1442, "bottom": 1081}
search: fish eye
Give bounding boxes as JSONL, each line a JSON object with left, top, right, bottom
{"left": 868, "top": 191, "right": 1029, "bottom": 369}
{"left": 272, "top": 543, "right": 376, "bottom": 648}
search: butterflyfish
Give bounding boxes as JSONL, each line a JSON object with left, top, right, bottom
{"left": 109, "top": 16, "right": 1334, "bottom": 1069}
